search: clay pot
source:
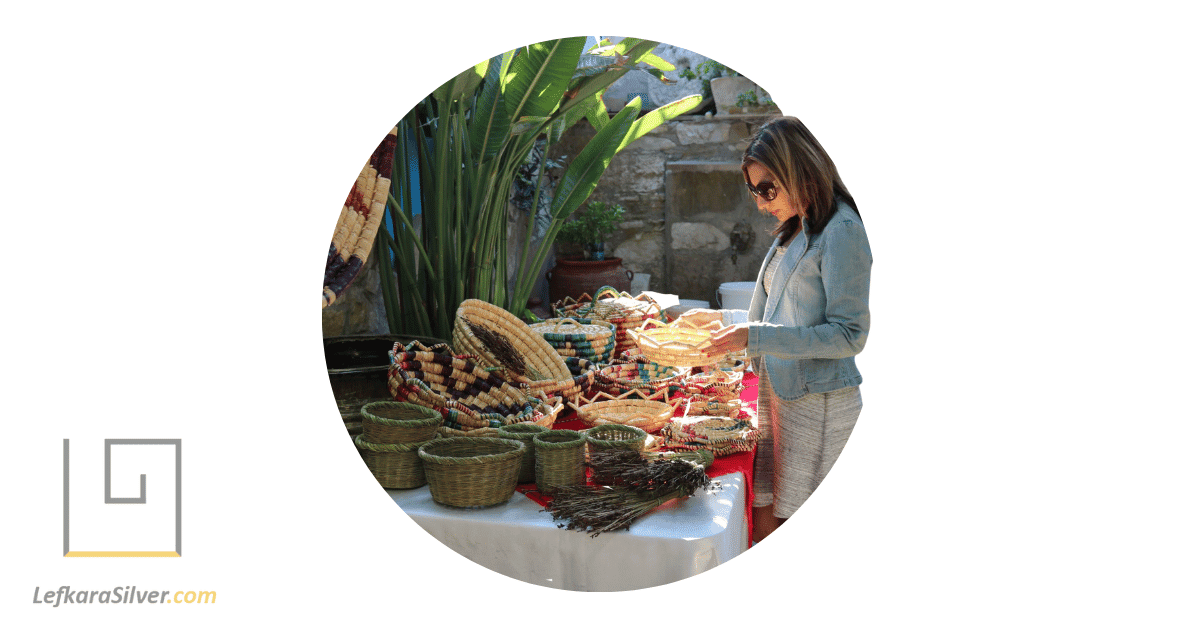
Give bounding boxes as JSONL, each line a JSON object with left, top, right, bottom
{"left": 546, "top": 257, "right": 634, "bottom": 306}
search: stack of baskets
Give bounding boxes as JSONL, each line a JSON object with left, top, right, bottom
{"left": 453, "top": 299, "right": 591, "bottom": 404}
{"left": 528, "top": 318, "right": 617, "bottom": 364}
{"left": 354, "top": 401, "right": 442, "bottom": 489}
{"left": 388, "top": 340, "right": 562, "bottom": 437}
{"left": 553, "top": 287, "right": 666, "bottom": 358}
{"left": 418, "top": 437, "right": 527, "bottom": 508}
{"left": 659, "top": 415, "right": 761, "bottom": 458}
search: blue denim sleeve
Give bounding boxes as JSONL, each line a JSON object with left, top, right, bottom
{"left": 747, "top": 218, "right": 872, "bottom": 359}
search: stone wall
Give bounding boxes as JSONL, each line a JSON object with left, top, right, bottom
{"left": 549, "top": 113, "right": 780, "bottom": 306}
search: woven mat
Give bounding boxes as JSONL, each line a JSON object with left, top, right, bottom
{"left": 322, "top": 127, "right": 397, "bottom": 308}
{"left": 519, "top": 372, "right": 760, "bottom": 549}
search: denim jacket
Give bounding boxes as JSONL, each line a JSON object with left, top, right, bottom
{"left": 721, "top": 201, "right": 871, "bottom": 400}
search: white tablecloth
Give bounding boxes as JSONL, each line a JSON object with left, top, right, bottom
{"left": 387, "top": 472, "right": 746, "bottom": 591}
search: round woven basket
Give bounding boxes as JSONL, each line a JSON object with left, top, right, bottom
{"left": 533, "top": 430, "right": 587, "bottom": 495}
{"left": 354, "top": 434, "right": 430, "bottom": 489}
{"left": 529, "top": 318, "right": 617, "bottom": 364}
{"left": 681, "top": 368, "right": 745, "bottom": 404}
{"left": 627, "top": 318, "right": 725, "bottom": 368}
{"left": 660, "top": 416, "right": 760, "bottom": 457}
{"left": 496, "top": 422, "right": 550, "bottom": 483}
{"left": 595, "top": 360, "right": 689, "bottom": 398}
{"left": 569, "top": 389, "right": 682, "bottom": 434}
{"left": 451, "top": 300, "right": 579, "bottom": 400}
{"left": 553, "top": 287, "right": 666, "bottom": 357}
{"left": 418, "top": 437, "right": 525, "bottom": 508}
{"left": 360, "top": 401, "right": 442, "bottom": 444}
{"left": 585, "top": 424, "right": 648, "bottom": 485}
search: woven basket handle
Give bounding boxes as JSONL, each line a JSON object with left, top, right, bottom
{"left": 551, "top": 318, "right": 584, "bottom": 331}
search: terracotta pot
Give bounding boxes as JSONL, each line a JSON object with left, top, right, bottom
{"left": 546, "top": 257, "right": 634, "bottom": 305}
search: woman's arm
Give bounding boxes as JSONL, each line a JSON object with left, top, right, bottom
{"left": 748, "top": 218, "right": 872, "bottom": 360}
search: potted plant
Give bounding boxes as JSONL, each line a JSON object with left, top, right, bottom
{"left": 557, "top": 201, "right": 626, "bottom": 261}
{"left": 546, "top": 201, "right": 635, "bottom": 304}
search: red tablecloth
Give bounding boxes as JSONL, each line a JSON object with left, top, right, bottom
{"left": 519, "top": 372, "right": 760, "bottom": 548}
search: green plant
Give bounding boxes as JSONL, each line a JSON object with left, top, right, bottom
{"left": 735, "top": 89, "right": 775, "bottom": 108}
{"left": 557, "top": 201, "right": 626, "bottom": 246}
{"left": 678, "top": 60, "right": 738, "bottom": 100}
{"left": 376, "top": 37, "right": 702, "bottom": 337}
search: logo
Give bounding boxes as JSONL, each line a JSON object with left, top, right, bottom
{"left": 62, "top": 439, "right": 182, "bottom": 557}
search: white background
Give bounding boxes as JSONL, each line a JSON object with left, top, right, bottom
{"left": 3, "top": 1, "right": 1197, "bottom": 626}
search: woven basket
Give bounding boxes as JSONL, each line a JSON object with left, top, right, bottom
{"left": 355, "top": 434, "right": 430, "bottom": 489}
{"left": 594, "top": 360, "right": 689, "bottom": 398}
{"left": 496, "top": 423, "right": 550, "bottom": 483}
{"left": 569, "top": 389, "right": 682, "bottom": 434}
{"left": 681, "top": 368, "right": 746, "bottom": 404}
{"left": 627, "top": 317, "right": 726, "bottom": 368}
{"left": 533, "top": 430, "right": 587, "bottom": 495}
{"left": 585, "top": 424, "right": 648, "bottom": 485}
{"left": 452, "top": 300, "right": 581, "bottom": 401}
{"left": 388, "top": 341, "right": 563, "bottom": 432}
{"left": 360, "top": 401, "right": 442, "bottom": 444}
{"left": 323, "top": 129, "right": 395, "bottom": 308}
{"left": 553, "top": 287, "right": 666, "bottom": 357}
{"left": 529, "top": 318, "right": 617, "bottom": 364}
{"left": 659, "top": 416, "right": 761, "bottom": 457}
{"left": 418, "top": 437, "right": 525, "bottom": 508}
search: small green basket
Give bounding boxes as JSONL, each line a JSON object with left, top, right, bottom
{"left": 355, "top": 434, "right": 431, "bottom": 489}
{"left": 585, "top": 424, "right": 647, "bottom": 485}
{"left": 533, "top": 430, "right": 587, "bottom": 495}
{"left": 418, "top": 437, "right": 525, "bottom": 508}
{"left": 496, "top": 422, "right": 550, "bottom": 483}
{"left": 360, "top": 401, "right": 443, "bottom": 444}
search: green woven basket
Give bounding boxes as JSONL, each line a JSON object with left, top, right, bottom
{"left": 418, "top": 437, "right": 525, "bottom": 508}
{"left": 585, "top": 424, "right": 648, "bottom": 485}
{"left": 496, "top": 423, "right": 550, "bottom": 483}
{"left": 533, "top": 430, "right": 587, "bottom": 495}
{"left": 355, "top": 434, "right": 430, "bottom": 489}
{"left": 360, "top": 401, "right": 443, "bottom": 444}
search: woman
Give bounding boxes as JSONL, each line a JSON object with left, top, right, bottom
{"left": 681, "top": 116, "right": 871, "bottom": 543}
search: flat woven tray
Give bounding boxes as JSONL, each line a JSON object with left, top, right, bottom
{"left": 418, "top": 437, "right": 525, "bottom": 508}
{"left": 568, "top": 389, "right": 682, "bottom": 434}
{"left": 452, "top": 300, "right": 582, "bottom": 400}
{"left": 627, "top": 318, "right": 725, "bottom": 368}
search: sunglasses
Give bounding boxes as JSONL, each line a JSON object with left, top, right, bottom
{"left": 746, "top": 179, "right": 778, "bottom": 201}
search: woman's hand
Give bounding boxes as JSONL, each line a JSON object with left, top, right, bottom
{"left": 704, "top": 323, "right": 748, "bottom": 358}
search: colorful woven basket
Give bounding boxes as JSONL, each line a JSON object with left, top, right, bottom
{"left": 388, "top": 341, "right": 563, "bottom": 433}
{"left": 323, "top": 128, "right": 395, "bottom": 308}
{"left": 452, "top": 300, "right": 584, "bottom": 401}
{"left": 528, "top": 318, "right": 617, "bottom": 364}
{"left": 355, "top": 434, "right": 430, "bottom": 489}
{"left": 594, "top": 360, "right": 689, "bottom": 398}
{"left": 552, "top": 287, "right": 666, "bottom": 357}
{"left": 418, "top": 437, "right": 525, "bottom": 508}
{"left": 659, "top": 416, "right": 761, "bottom": 457}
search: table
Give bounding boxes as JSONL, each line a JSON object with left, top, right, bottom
{"left": 387, "top": 471, "right": 744, "bottom": 591}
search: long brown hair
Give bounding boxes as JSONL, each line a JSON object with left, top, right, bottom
{"left": 741, "top": 116, "right": 859, "bottom": 239}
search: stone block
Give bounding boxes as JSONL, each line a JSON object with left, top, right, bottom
{"left": 676, "top": 122, "right": 731, "bottom": 145}
{"left": 671, "top": 222, "right": 731, "bottom": 251}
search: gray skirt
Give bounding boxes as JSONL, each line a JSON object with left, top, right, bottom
{"left": 753, "top": 368, "right": 862, "bottom": 518}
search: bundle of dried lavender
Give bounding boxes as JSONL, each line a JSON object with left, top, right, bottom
{"left": 544, "top": 449, "right": 721, "bottom": 537}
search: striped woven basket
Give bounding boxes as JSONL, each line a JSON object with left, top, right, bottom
{"left": 452, "top": 300, "right": 586, "bottom": 402}
{"left": 594, "top": 360, "right": 689, "bottom": 398}
{"left": 659, "top": 416, "right": 761, "bottom": 457}
{"left": 528, "top": 318, "right": 617, "bottom": 364}
{"left": 552, "top": 287, "right": 666, "bottom": 358}
{"left": 323, "top": 127, "right": 396, "bottom": 308}
{"left": 388, "top": 341, "right": 563, "bottom": 434}
{"left": 681, "top": 368, "right": 746, "bottom": 404}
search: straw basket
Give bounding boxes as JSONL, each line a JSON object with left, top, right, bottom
{"left": 388, "top": 341, "right": 563, "bottom": 433}
{"left": 360, "top": 401, "right": 442, "bottom": 444}
{"left": 452, "top": 300, "right": 582, "bottom": 400}
{"left": 496, "top": 423, "right": 550, "bottom": 483}
{"left": 627, "top": 318, "right": 726, "bottom": 368}
{"left": 660, "top": 416, "right": 760, "bottom": 457}
{"left": 418, "top": 437, "right": 525, "bottom": 508}
{"left": 681, "top": 368, "right": 745, "bottom": 404}
{"left": 533, "top": 430, "right": 587, "bottom": 495}
{"left": 594, "top": 360, "right": 689, "bottom": 398}
{"left": 553, "top": 287, "right": 666, "bottom": 357}
{"left": 528, "top": 318, "right": 617, "bottom": 364}
{"left": 585, "top": 424, "right": 648, "bottom": 484}
{"left": 569, "top": 389, "right": 682, "bottom": 434}
{"left": 355, "top": 434, "right": 430, "bottom": 489}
